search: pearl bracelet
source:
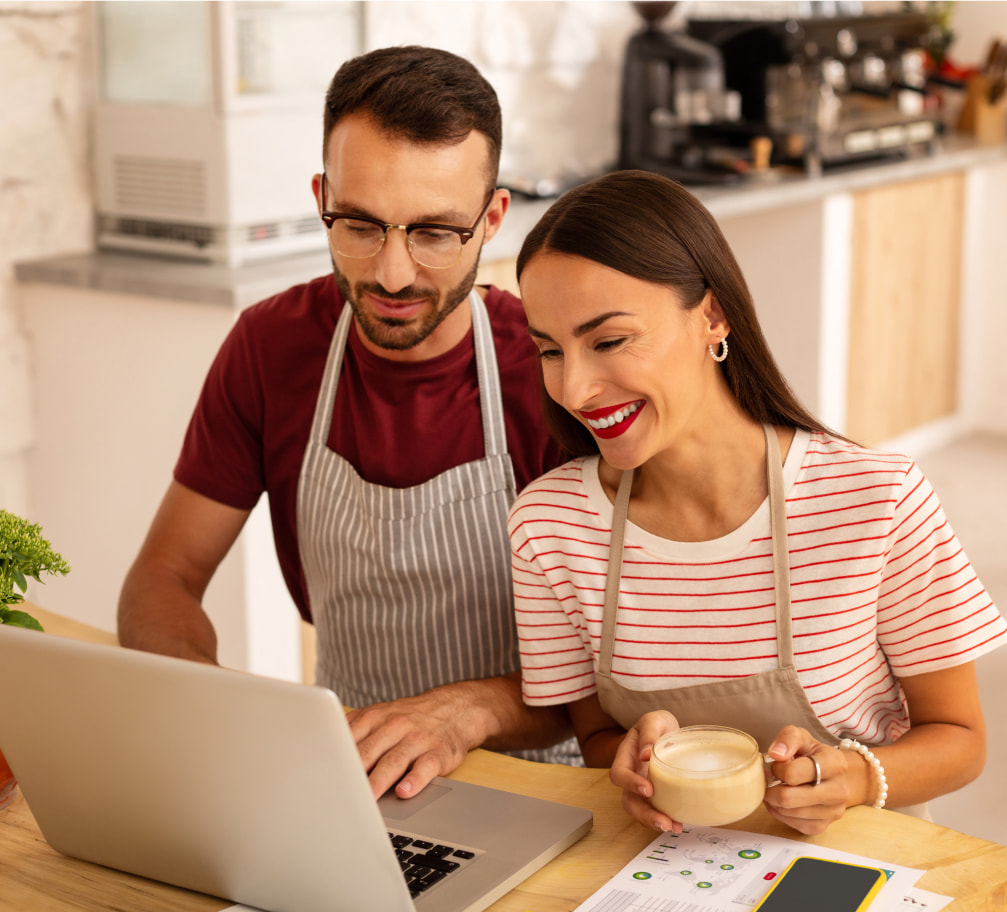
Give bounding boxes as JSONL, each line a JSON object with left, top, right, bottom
{"left": 839, "top": 738, "right": 888, "bottom": 809}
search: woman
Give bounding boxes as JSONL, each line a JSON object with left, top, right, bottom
{"left": 508, "top": 170, "right": 1006, "bottom": 836}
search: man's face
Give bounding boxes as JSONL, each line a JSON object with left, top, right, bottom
{"left": 314, "top": 114, "right": 506, "bottom": 361}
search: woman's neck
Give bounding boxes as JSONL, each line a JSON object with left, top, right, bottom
{"left": 599, "top": 416, "right": 794, "bottom": 543}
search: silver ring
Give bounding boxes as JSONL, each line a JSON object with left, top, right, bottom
{"left": 810, "top": 756, "right": 822, "bottom": 788}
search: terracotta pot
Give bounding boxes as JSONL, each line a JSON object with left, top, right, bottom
{"left": 0, "top": 747, "right": 17, "bottom": 810}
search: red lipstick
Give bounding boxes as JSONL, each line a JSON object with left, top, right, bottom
{"left": 580, "top": 400, "right": 645, "bottom": 440}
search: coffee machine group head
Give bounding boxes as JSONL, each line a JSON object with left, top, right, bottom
{"left": 618, "top": 1, "right": 742, "bottom": 182}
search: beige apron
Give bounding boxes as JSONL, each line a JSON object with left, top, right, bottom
{"left": 296, "top": 289, "right": 575, "bottom": 764}
{"left": 595, "top": 424, "right": 927, "bottom": 816}
{"left": 596, "top": 424, "right": 836, "bottom": 751}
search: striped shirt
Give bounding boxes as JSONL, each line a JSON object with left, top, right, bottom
{"left": 508, "top": 430, "right": 1006, "bottom": 746}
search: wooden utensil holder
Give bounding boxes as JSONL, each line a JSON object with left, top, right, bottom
{"left": 958, "top": 74, "right": 1007, "bottom": 145}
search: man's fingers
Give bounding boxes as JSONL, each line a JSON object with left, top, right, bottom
{"left": 353, "top": 716, "right": 468, "bottom": 798}
{"left": 345, "top": 693, "right": 474, "bottom": 801}
{"left": 394, "top": 752, "right": 443, "bottom": 799}
{"left": 351, "top": 715, "right": 410, "bottom": 772}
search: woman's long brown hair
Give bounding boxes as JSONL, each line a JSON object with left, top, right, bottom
{"left": 516, "top": 169, "right": 838, "bottom": 457}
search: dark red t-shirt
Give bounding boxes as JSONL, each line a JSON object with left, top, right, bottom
{"left": 174, "top": 273, "right": 563, "bottom": 621}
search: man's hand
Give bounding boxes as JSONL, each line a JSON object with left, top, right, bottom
{"left": 346, "top": 673, "right": 572, "bottom": 800}
{"left": 347, "top": 689, "right": 477, "bottom": 799}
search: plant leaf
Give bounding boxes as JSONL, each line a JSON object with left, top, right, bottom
{"left": 0, "top": 609, "right": 44, "bottom": 631}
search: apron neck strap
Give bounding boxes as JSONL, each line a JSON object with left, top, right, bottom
{"left": 467, "top": 289, "right": 508, "bottom": 458}
{"left": 765, "top": 423, "right": 794, "bottom": 666}
{"left": 598, "top": 424, "right": 792, "bottom": 678}
{"left": 598, "top": 468, "right": 634, "bottom": 676}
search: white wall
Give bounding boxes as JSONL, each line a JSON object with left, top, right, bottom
{"left": 719, "top": 202, "right": 828, "bottom": 419}
{"left": 947, "top": 2, "right": 1007, "bottom": 66}
{"left": 17, "top": 284, "right": 249, "bottom": 661}
{"left": 960, "top": 159, "right": 1007, "bottom": 433}
{"left": 951, "top": 0, "right": 1007, "bottom": 431}
{"left": 363, "top": 1, "right": 638, "bottom": 182}
{"left": 0, "top": 2, "right": 92, "bottom": 516}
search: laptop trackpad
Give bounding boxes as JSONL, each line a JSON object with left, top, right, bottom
{"left": 380, "top": 782, "right": 451, "bottom": 821}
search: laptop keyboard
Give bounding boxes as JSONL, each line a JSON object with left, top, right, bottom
{"left": 389, "top": 831, "right": 479, "bottom": 899}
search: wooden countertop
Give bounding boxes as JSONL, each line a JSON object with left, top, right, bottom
{"left": 4, "top": 606, "right": 1007, "bottom": 911}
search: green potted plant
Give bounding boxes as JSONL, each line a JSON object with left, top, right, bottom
{"left": 1, "top": 508, "right": 70, "bottom": 809}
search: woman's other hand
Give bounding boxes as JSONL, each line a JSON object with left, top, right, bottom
{"left": 763, "top": 725, "right": 851, "bottom": 835}
{"left": 609, "top": 710, "right": 684, "bottom": 833}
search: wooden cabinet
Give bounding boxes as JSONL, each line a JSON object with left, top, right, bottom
{"left": 477, "top": 257, "right": 519, "bottom": 295}
{"left": 846, "top": 173, "right": 965, "bottom": 445}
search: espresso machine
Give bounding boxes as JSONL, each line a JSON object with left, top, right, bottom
{"left": 686, "top": 10, "right": 941, "bottom": 173}
{"left": 618, "top": 2, "right": 745, "bottom": 184}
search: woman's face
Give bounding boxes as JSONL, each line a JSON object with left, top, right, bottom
{"left": 520, "top": 252, "right": 728, "bottom": 470}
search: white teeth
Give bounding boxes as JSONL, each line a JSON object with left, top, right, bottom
{"left": 587, "top": 401, "right": 639, "bottom": 430}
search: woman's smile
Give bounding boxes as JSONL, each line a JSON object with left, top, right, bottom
{"left": 521, "top": 252, "right": 717, "bottom": 462}
{"left": 580, "top": 400, "right": 645, "bottom": 438}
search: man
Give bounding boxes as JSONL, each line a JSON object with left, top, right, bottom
{"left": 118, "top": 46, "right": 574, "bottom": 799}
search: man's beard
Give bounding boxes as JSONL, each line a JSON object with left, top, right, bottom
{"left": 332, "top": 255, "right": 480, "bottom": 352}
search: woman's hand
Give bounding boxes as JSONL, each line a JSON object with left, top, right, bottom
{"left": 608, "top": 710, "right": 684, "bottom": 833}
{"left": 763, "top": 725, "right": 854, "bottom": 835}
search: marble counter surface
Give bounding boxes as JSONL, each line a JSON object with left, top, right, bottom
{"left": 692, "top": 133, "right": 1007, "bottom": 219}
{"left": 13, "top": 247, "right": 334, "bottom": 311}
{"left": 14, "top": 135, "right": 1007, "bottom": 310}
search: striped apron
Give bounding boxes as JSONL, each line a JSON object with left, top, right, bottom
{"left": 296, "top": 289, "right": 575, "bottom": 764}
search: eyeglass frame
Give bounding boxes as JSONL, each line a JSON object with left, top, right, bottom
{"left": 318, "top": 175, "right": 498, "bottom": 270}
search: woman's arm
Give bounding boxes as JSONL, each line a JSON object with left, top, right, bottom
{"left": 567, "top": 694, "right": 629, "bottom": 767}
{"left": 575, "top": 662, "right": 989, "bottom": 837}
{"left": 764, "top": 662, "right": 987, "bottom": 834}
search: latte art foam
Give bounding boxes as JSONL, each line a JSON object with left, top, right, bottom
{"left": 663, "top": 740, "right": 754, "bottom": 774}
{"left": 649, "top": 726, "right": 766, "bottom": 826}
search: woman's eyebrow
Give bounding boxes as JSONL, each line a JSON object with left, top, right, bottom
{"left": 528, "top": 311, "right": 632, "bottom": 342}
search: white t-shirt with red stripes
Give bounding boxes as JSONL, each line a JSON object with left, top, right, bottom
{"left": 508, "top": 430, "right": 1006, "bottom": 746}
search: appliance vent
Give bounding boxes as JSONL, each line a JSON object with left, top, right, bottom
{"left": 113, "top": 155, "right": 207, "bottom": 217}
{"left": 247, "top": 223, "right": 280, "bottom": 242}
{"left": 244, "top": 217, "right": 323, "bottom": 244}
{"left": 293, "top": 215, "right": 323, "bottom": 235}
{"left": 99, "top": 215, "right": 217, "bottom": 248}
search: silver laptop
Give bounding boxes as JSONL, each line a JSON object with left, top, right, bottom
{"left": 0, "top": 625, "right": 591, "bottom": 912}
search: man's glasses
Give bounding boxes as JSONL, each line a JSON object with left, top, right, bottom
{"left": 319, "top": 177, "right": 496, "bottom": 270}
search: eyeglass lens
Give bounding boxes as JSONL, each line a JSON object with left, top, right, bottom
{"left": 330, "top": 219, "right": 464, "bottom": 269}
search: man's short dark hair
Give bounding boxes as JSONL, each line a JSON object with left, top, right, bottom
{"left": 323, "top": 46, "right": 502, "bottom": 186}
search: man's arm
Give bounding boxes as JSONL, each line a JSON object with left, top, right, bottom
{"left": 118, "top": 481, "right": 251, "bottom": 663}
{"left": 347, "top": 671, "right": 573, "bottom": 799}
{"left": 121, "top": 484, "right": 572, "bottom": 798}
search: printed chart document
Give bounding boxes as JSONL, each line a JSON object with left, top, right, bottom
{"left": 571, "top": 825, "right": 945, "bottom": 912}
{"left": 218, "top": 830, "right": 953, "bottom": 912}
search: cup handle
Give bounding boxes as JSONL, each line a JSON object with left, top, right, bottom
{"left": 764, "top": 753, "right": 783, "bottom": 788}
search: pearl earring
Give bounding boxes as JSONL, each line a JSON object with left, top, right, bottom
{"left": 708, "top": 338, "right": 728, "bottom": 363}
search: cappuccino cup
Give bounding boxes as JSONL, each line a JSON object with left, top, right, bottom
{"left": 648, "top": 725, "right": 766, "bottom": 826}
